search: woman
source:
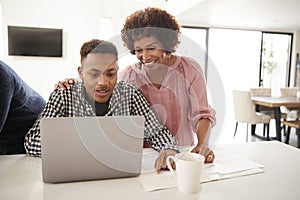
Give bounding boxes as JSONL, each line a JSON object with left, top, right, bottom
{"left": 119, "top": 7, "right": 216, "bottom": 162}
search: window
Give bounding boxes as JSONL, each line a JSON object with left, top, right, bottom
{"left": 181, "top": 27, "right": 294, "bottom": 142}
{"left": 260, "top": 32, "right": 293, "bottom": 96}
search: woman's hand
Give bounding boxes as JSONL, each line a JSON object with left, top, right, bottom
{"left": 154, "top": 149, "right": 177, "bottom": 173}
{"left": 191, "top": 145, "right": 215, "bottom": 163}
{"left": 54, "top": 78, "right": 76, "bottom": 91}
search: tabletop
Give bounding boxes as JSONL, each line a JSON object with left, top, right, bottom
{"left": 251, "top": 96, "right": 300, "bottom": 108}
{"left": 1, "top": 141, "right": 300, "bottom": 200}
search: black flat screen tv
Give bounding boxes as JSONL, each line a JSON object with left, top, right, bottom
{"left": 8, "top": 26, "right": 63, "bottom": 57}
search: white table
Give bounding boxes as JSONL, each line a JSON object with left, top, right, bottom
{"left": 1, "top": 141, "right": 300, "bottom": 200}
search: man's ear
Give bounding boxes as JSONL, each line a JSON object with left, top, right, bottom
{"left": 78, "top": 66, "right": 83, "bottom": 79}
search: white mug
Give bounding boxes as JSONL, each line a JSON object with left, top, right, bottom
{"left": 166, "top": 152, "right": 205, "bottom": 194}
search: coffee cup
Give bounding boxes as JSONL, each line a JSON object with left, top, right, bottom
{"left": 166, "top": 152, "right": 205, "bottom": 194}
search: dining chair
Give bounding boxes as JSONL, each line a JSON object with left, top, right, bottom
{"left": 281, "top": 120, "right": 300, "bottom": 148}
{"left": 250, "top": 87, "right": 273, "bottom": 115}
{"left": 232, "top": 90, "right": 271, "bottom": 141}
{"left": 280, "top": 87, "right": 300, "bottom": 119}
{"left": 280, "top": 87, "right": 299, "bottom": 97}
{"left": 251, "top": 87, "right": 288, "bottom": 137}
{"left": 250, "top": 87, "right": 272, "bottom": 97}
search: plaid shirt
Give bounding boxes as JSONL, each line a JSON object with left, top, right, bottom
{"left": 25, "top": 81, "right": 178, "bottom": 157}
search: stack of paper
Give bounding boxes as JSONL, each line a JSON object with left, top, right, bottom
{"left": 139, "top": 148, "right": 264, "bottom": 191}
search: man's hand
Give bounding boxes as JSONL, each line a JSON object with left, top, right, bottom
{"left": 54, "top": 78, "right": 76, "bottom": 91}
{"left": 191, "top": 145, "right": 215, "bottom": 163}
{"left": 154, "top": 149, "right": 177, "bottom": 173}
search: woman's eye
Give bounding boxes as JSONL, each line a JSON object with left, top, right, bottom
{"left": 135, "top": 49, "right": 142, "bottom": 53}
{"left": 106, "top": 73, "right": 116, "bottom": 77}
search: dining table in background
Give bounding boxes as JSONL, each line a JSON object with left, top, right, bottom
{"left": 251, "top": 96, "right": 300, "bottom": 141}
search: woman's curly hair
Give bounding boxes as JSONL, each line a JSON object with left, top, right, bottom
{"left": 121, "top": 7, "right": 181, "bottom": 55}
{"left": 80, "top": 39, "right": 118, "bottom": 63}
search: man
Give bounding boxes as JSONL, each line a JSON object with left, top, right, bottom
{"left": 25, "top": 39, "right": 178, "bottom": 172}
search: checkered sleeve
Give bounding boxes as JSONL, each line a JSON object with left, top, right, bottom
{"left": 24, "top": 90, "right": 68, "bottom": 157}
{"left": 131, "top": 89, "right": 179, "bottom": 152}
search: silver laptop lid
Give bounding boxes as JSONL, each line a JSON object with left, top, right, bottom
{"left": 40, "top": 116, "right": 145, "bottom": 183}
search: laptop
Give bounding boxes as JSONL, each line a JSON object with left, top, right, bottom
{"left": 40, "top": 116, "right": 145, "bottom": 183}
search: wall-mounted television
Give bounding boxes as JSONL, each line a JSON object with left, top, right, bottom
{"left": 7, "top": 26, "right": 63, "bottom": 57}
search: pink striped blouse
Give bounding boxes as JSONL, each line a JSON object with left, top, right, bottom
{"left": 118, "top": 56, "right": 216, "bottom": 146}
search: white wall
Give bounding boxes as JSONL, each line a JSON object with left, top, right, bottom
{"left": 0, "top": 0, "right": 102, "bottom": 99}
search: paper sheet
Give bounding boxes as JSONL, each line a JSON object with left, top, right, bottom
{"left": 139, "top": 148, "right": 265, "bottom": 191}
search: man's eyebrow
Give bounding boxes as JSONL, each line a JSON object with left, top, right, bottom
{"left": 87, "top": 68, "right": 101, "bottom": 72}
{"left": 87, "top": 67, "right": 117, "bottom": 73}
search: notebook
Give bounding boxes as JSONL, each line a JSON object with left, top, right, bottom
{"left": 40, "top": 116, "right": 145, "bottom": 183}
